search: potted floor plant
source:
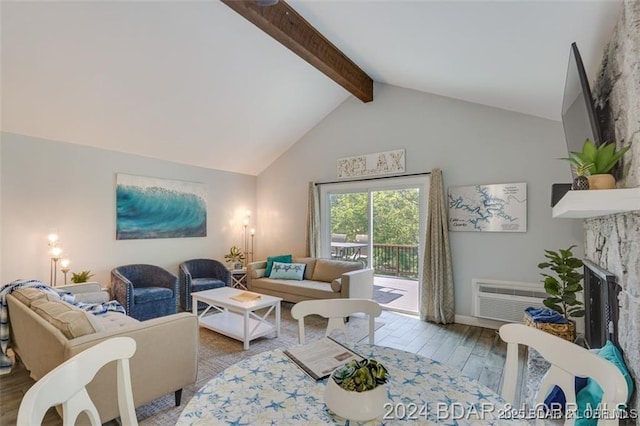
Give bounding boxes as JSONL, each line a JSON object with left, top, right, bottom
{"left": 562, "top": 138, "right": 631, "bottom": 189}
{"left": 535, "top": 245, "right": 585, "bottom": 341}
{"left": 324, "top": 359, "right": 389, "bottom": 421}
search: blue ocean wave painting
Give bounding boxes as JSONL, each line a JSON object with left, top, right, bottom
{"left": 116, "top": 177, "right": 207, "bottom": 240}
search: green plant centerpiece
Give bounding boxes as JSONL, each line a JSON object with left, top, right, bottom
{"left": 537, "top": 245, "right": 585, "bottom": 320}
{"left": 331, "top": 359, "right": 388, "bottom": 392}
{"left": 325, "top": 358, "right": 390, "bottom": 421}
{"left": 562, "top": 138, "right": 631, "bottom": 189}
{"left": 70, "top": 270, "right": 94, "bottom": 284}
{"left": 223, "top": 246, "right": 245, "bottom": 265}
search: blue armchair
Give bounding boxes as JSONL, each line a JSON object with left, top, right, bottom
{"left": 179, "top": 259, "right": 231, "bottom": 311}
{"left": 110, "top": 264, "right": 178, "bottom": 321}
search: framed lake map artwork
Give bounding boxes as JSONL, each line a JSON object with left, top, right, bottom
{"left": 116, "top": 173, "right": 207, "bottom": 240}
{"left": 448, "top": 183, "right": 527, "bottom": 232}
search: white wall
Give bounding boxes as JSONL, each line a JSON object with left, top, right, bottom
{"left": 257, "top": 83, "right": 584, "bottom": 317}
{"left": 1, "top": 132, "right": 257, "bottom": 285}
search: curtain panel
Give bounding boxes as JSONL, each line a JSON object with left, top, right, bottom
{"left": 420, "top": 169, "right": 455, "bottom": 324}
{"left": 305, "top": 182, "right": 320, "bottom": 258}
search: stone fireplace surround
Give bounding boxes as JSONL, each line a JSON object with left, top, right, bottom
{"left": 584, "top": 0, "right": 640, "bottom": 411}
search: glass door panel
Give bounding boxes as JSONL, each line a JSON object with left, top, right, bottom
{"left": 329, "top": 192, "right": 369, "bottom": 264}
{"left": 372, "top": 188, "right": 420, "bottom": 279}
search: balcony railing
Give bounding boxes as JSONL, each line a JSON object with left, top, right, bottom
{"left": 335, "top": 243, "right": 419, "bottom": 279}
{"left": 372, "top": 244, "right": 419, "bottom": 279}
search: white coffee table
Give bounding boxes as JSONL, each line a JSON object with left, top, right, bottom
{"left": 192, "top": 287, "right": 281, "bottom": 349}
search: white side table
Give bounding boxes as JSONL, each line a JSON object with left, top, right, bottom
{"left": 229, "top": 268, "right": 247, "bottom": 290}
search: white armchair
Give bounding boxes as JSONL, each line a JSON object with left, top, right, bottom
{"left": 340, "top": 268, "right": 374, "bottom": 299}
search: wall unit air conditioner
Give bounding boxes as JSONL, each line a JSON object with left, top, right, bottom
{"left": 472, "top": 279, "right": 546, "bottom": 323}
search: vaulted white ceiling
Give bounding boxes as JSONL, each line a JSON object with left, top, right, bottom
{"left": 1, "top": 1, "right": 623, "bottom": 175}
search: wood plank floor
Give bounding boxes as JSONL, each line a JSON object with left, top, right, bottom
{"left": 0, "top": 310, "right": 526, "bottom": 425}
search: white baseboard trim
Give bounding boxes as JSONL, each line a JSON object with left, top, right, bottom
{"left": 455, "top": 314, "right": 507, "bottom": 330}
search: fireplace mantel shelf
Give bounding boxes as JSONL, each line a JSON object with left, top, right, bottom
{"left": 552, "top": 188, "right": 640, "bottom": 218}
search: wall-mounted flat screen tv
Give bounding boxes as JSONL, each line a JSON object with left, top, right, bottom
{"left": 561, "top": 42, "right": 603, "bottom": 177}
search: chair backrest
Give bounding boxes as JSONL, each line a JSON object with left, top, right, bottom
{"left": 499, "top": 323, "right": 627, "bottom": 425}
{"left": 181, "top": 258, "right": 227, "bottom": 279}
{"left": 291, "top": 299, "right": 382, "bottom": 345}
{"left": 17, "top": 337, "right": 138, "bottom": 426}
{"left": 113, "top": 263, "right": 157, "bottom": 285}
{"left": 355, "top": 234, "right": 368, "bottom": 243}
{"left": 331, "top": 233, "right": 347, "bottom": 242}
{"left": 354, "top": 234, "right": 369, "bottom": 259}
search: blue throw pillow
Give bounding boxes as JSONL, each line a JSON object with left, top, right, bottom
{"left": 543, "top": 377, "right": 589, "bottom": 412}
{"left": 575, "top": 341, "right": 633, "bottom": 426}
{"left": 269, "top": 262, "right": 305, "bottom": 280}
{"left": 265, "top": 254, "right": 292, "bottom": 277}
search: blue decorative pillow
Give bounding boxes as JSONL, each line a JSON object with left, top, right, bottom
{"left": 543, "top": 377, "right": 589, "bottom": 412}
{"left": 269, "top": 262, "right": 305, "bottom": 280}
{"left": 265, "top": 254, "right": 292, "bottom": 277}
{"left": 575, "top": 341, "right": 633, "bottom": 426}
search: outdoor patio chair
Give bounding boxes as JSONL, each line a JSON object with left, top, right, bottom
{"left": 331, "top": 233, "right": 348, "bottom": 258}
{"left": 354, "top": 234, "right": 369, "bottom": 261}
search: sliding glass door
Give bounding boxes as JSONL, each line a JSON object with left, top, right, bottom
{"left": 320, "top": 176, "right": 429, "bottom": 315}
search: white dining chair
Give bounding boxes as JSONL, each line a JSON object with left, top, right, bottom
{"left": 17, "top": 337, "right": 138, "bottom": 426}
{"left": 499, "top": 323, "right": 627, "bottom": 426}
{"left": 291, "top": 298, "right": 382, "bottom": 345}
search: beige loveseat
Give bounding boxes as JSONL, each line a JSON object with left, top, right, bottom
{"left": 6, "top": 283, "right": 198, "bottom": 424}
{"left": 247, "top": 257, "right": 374, "bottom": 303}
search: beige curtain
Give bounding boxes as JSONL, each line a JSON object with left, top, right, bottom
{"left": 305, "top": 182, "right": 320, "bottom": 257}
{"left": 420, "top": 169, "right": 455, "bottom": 324}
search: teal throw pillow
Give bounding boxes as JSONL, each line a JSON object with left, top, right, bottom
{"left": 269, "top": 262, "right": 306, "bottom": 280}
{"left": 575, "top": 341, "right": 633, "bottom": 426}
{"left": 265, "top": 254, "right": 292, "bottom": 277}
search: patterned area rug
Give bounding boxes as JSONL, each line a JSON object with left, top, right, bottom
{"left": 135, "top": 302, "right": 383, "bottom": 425}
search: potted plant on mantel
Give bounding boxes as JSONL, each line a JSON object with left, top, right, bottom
{"left": 562, "top": 138, "right": 631, "bottom": 190}
{"left": 534, "top": 245, "right": 585, "bottom": 341}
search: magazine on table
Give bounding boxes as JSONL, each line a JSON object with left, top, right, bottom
{"left": 284, "top": 336, "right": 364, "bottom": 381}
{"left": 229, "top": 291, "right": 261, "bottom": 302}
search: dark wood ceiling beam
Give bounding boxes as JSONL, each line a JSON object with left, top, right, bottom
{"left": 221, "top": 0, "right": 373, "bottom": 103}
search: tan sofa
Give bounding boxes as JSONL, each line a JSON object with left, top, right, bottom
{"left": 6, "top": 283, "right": 198, "bottom": 424}
{"left": 247, "top": 257, "right": 374, "bottom": 303}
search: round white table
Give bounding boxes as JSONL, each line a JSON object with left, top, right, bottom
{"left": 177, "top": 344, "right": 526, "bottom": 425}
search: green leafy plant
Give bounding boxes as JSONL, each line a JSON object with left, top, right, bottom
{"left": 562, "top": 138, "right": 631, "bottom": 175}
{"left": 331, "top": 359, "right": 388, "bottom": 392}
{"left": 224, "top": 246, "right": 245, "bottom": 264}
{"left": 70, "top": 270, "right": 94, "bottom": 283}
{"left": 537, "top": 245, "right": 585, "bottom": 319}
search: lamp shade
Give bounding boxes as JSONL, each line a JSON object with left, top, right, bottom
{"left": 50, "top": 247, "right": 62, "bottom": 258}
